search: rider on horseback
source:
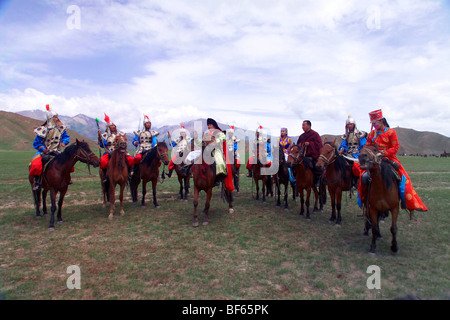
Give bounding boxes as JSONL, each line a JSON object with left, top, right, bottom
{"left": 356, "top": 109, "right": 428, "bottom": 212}
{"left": 246, "top": 125, "right": 273, "bottom": 177}
{"left": 338, "top": 113, "right": 367, "bottom": 190}
{"left": 226, "top": 125, "right": 241, "bottom": 169}
{"left": 277, "top": 127, "right": 295, "bottom": 183}
{"left": 133, "top": 115, "right": 158, "bottom": 162}
{"left": 29, "top": 104, "right": 70, "bottom": 190}
{"left": 98, "top": 113, "right": 134, "bottom": 180}
{"left": 167, "top": 124, "right": 192, "bottom": 178}
{"left": 296, "top": 120, "right": 323, "bottom": 187}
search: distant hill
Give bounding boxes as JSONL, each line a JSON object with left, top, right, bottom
{"left": 0, "top": 111, "right": 98, "bottom": 152}
{"left": 12, "top": 110, "right": 450, "bottom": 156}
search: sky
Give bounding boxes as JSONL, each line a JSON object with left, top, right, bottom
{"left": 1, "top": 0, "right": 450, "bottom": 138}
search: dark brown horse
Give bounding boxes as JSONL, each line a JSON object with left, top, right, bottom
{"left": 29, "top": 139, "right": 100, "bottom": 229}
{"left": 287, "top": 144, "right": 320, "bottom": 220}
{"left": 359, "top": 144, "right": 400, "bottom": 254}
{"left": 103, "top": 134, "right": 130, "bottom": 219}
{"left": 252, "top": 140, "right": 270, "bottom": 202}
{"left": 316, "top": 138, "right": 353, "bottom": 225}
{"left": 192, "top": 140, "right": 233, "bottom": 227}
{"left": 173, "top": 140, "right": 194, "bottom": 201}
{"left": 130, "top": 141, "right": 170, "bottom": 207}
{"left": 273, "top": 146, "right": 293, "bottom": 209}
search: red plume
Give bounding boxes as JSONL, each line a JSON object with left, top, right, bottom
{"left": 46, "top": 104, "right": 50, "bottom": 111}
{"left": 104, "top": 113, "right": 111, "bottom": 124}
{"left": 181, "top": 124, "right": 185, "bottom": 128}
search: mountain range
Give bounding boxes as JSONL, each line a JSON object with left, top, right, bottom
{"left": 7, "top": 110, "right": 450, "bottom": 156}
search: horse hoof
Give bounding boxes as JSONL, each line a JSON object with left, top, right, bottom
{"left": 36, "top": 215, "right": 42, "bottom": 219}
{"left": 108, "top": 216, "right": 113, "bottom": 220}
{"left": 202, "top": 221, "right": 209, "bottom": 226}
{"left": 192, "top": 222, "right": 199, "bottom": 227}
{"left": 229, "top": 208, "right": 234, "bottom": 214}
{"left": 57, "top": 220, "right": 63, "bottom": 224}
{"left": 155, "top": 205, "right": 160, "bottom": 209}
{"left": 334, "top": 223, "right": 341, "bottom": 228}
{"left": 120, "top": 211, "right": 125, "bottom": 216}
{"left": 48, "top": 227, "right": 55, "bottom": 231}
{"left": 368, "top": 252, "right": 376, "bottom": 257}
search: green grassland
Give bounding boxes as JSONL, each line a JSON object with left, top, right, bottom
{"left": 0, "top": 151, "right": 449, "bottom": 300}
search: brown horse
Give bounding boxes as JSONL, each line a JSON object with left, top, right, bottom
{"left": 359, "top": 144, "right": 400, "bottom": 254}
{"left": 130, "top": 141, "right": 170, "bottom": 207}
{"left": 273, "top": 146, "right": 294, "bottom": 209}
{"left": 29, "top": 139, "right": 100, "bottom": 229}
{"left": 103, "top": 134, "right": 130, "bottom": 219}
{"left": 252, "top": 140, "right": 270, "bottom": 202}
{"left": 316, "top": 138, "right": 353, "bottom": 225}
{"left": 173, "top": 140, "right": 194, "bottom": 201}
{"left": 287, "top": 144, "right": 320, "bottom": 220}
{"left": 192, "top": 140, "right": 233, "bottom": 227}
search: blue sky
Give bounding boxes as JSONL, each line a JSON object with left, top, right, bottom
{"left": 1, "top": 0, "right": 450, "bottom": 137}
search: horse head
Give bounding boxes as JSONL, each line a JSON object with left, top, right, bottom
{"left": 359, "top": 144, "right": 382, "bottom": 170}
{"left": 114, "top": 134, "right": 128, "bottom": 153}
{"left": 75, "top": 139, "right": 100, "bottom": 168}
{"left": 156, "top": 141, "right": 170, "bottom": 165}
{"left": 287, "top": 144, "right": 301, "bottom": 168}
{"left": 316, "top": 138, "right": 336, "bottom": 171}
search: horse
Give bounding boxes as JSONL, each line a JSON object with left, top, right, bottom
{"left": 316, "top": 138, "right": 353, "bottom": 225}
{"left": 252, "top": 140, "right": 271, "bottom": 202}
{"left": 358, "top": 144, "right": 400, "bottom": 254}
{"left": 192, "top": 139, "right": 233, "bottom": 227}
{"left": 102, "top": 134, "right": 131, "bottom": 220}
{"left": 173, "top": 140, "right": 195, "bottom": 201}
{"left": 130, "top": 141, "right": 170, "bottom": 207}
{"left": 273, "top": 146, "right": 292, "bottom": 209}
{"left": 287, "top": 144, "right": 321, "bottom": 220}
{"left": 29, "top": 139, "right": 100, "bottom": 230}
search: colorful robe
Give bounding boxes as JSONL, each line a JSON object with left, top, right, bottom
{"left": 358, "top": 127, "right": 427, "bottom": 212}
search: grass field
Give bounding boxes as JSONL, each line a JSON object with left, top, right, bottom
{"left": 0, "top": 151, "right": 449, "bottom": 300}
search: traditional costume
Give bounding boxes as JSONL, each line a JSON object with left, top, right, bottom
{"left": 132, "top": 115, "right": 158, "bottom": 165}
{"left": 356, "top": 109, "right": 428, "bottom": 212}
{"left": 167, "top": 124, "right": 192, "bottom": 177}
{"left": 246, "top": 125, "right": 273, "bottom": 172}
{"left": 226, "top": 125, "right": 241, "bottom": 169}
{"left": 29, "top": 105, "right": 71, "bottom": 190}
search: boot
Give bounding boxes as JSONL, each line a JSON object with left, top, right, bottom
{"left": 167, "top": 169, "right": 173, "bottom": 178}
{"left": 32, "top": 175, "right": 41, "bottom": 191}
{"left": 181, "top": 164, "right": 193, "bottom": 176}
{"left": 247, "top": 169, "right": 252, "bottom": 178}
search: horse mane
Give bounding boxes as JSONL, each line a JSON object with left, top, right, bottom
{"left": 379, "top": 161, "right": 397, "bottom": 190}
{"left": 54, "top": 143, "right": 79, "bottom": 165}
{"left": 142, "top": 141, "right": 167, "bottom": 166}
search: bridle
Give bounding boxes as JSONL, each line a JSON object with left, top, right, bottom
{"left": 318, "top": 143, "right": 336, "bottom": 167}
{"left": 287, "top": 144, "right": 305, "bottom": 165}
{"left": 74, "top": 145, "right": 98, "bottom": 175}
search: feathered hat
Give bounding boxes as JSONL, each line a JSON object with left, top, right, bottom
{"left": 45, "top": 104, "right": 57, "bottom": 120}
{"left": 228, "top": 125, "right": 235, "bottom": 133}
{"left": 346, "top": 113, "right": 356, "bottom": 125}
{"left": 180, "top": 124, "right": 186, "bottom": 133}
{"left": 143, "top": 114, "right": 151, "bottom": 125}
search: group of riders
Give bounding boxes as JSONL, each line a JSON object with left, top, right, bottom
{"left": 29, "top": 105, "right": 428, "bottom": 214}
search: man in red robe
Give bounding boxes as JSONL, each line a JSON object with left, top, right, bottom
{"left": 357, "top": 109, "right": 428, "bottom": 212}
{"left": 296, "top": 120, "right": 323, "bottom": 186}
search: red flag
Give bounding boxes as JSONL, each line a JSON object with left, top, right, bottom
{"left": 104, "top": 113, "right": 111, "bottom": 124}
{"left": 46, "top": 104, "right": 50, "bottom": 111}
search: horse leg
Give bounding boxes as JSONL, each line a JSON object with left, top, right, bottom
{"left": 179, "top": 177, "right": 183, "bottom": 199}
{"left": 119, "top": 183, "right": 125, "bottom": 216}
{"left": 299, "top": 189, "right": 305, "bottom": 216}
{"left": 305, "top": 187, "right": 311, "bottom": 220}
{"left": 48, "top": 189, "right": 57, "bottom": 230}
{"left": 390, "top": 206, "right": 399, "bottom": 253}
{"left": 234, "top": 167, "right": 240, "bottom": 192}
{"left": 276, "top": 181, "right": 281, "bottom": 207}
{"left": 152, "top": 180, "right": 159, "bottom": 208}
{"left": 335, "top": 189, "right": 343, "bottom": 225}
{"left": 109, "top": 183, "right": 116, "bottom": 220}
{"left": 42, "top": 189, "right": 48, "bottom": 216}
{"left": 255, "top": 179, "right": 259, "bottom": 200}
{"left": 369, "top": 207, "right": 379, "bottom": 254}
{"left": 284, "top": 183, "right": 288, "bottom": 210}
{"left": 57, "top": 188, "right": 68, "bottom": 223}
{"left": 193, "top": 187, "right": 199, "bottom": 227}
{"left": 141, "top": 181, "right": 147, "bottom": 207}
{"left": 184, "top": 177, "right": 189, "bottom": 201}
{"left": 329, "top": 189, "right": 336, "bottom": 223}
{"left": 203, "top": 188, "right": 212, "bottom": 226}
{"left": 226, "top": 190, "right": 234, "bottom": 214}
{"left": 262, "top": 179, "right": 266, "bottom": 203}
{"left": 32, "top": 189, "right": 41, "bottom": 217}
